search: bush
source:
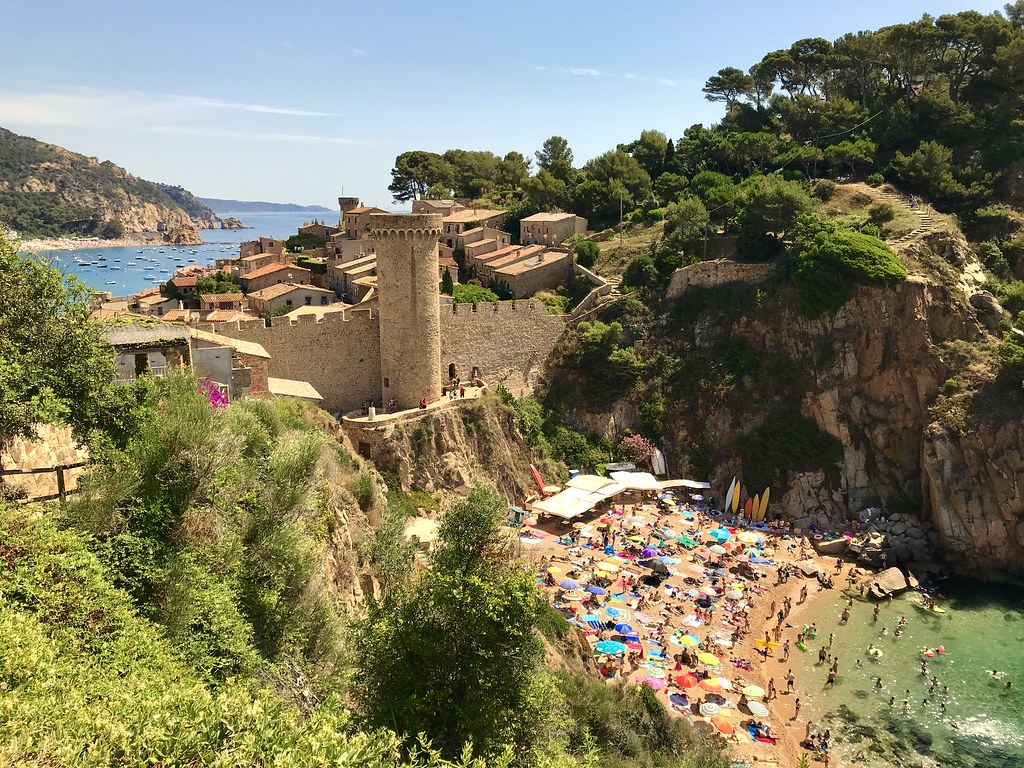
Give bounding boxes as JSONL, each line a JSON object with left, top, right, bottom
{"left": 349, "top": 472, "right": 375, "bottom": 511}
{"left": 867, "top": 172, "right": 885, "bottom": 186}
{"left": 285, "top": 232, "right": 327, "bottom": 251}
{"left": 867, "top": 201, "right": 897, "bottom": 225}
{"left": 452, "top": 283, "right": 500, "bottom": 304}
{"left": 977, "top": 241, "right": 1011, "bottom": 280}
{"left": 859, "top": 223, "right": 881, "bottom": 238}
{"left": 809, "top": 179, "right": 836, "bottom": 201}
{"left": 623, "top": 253, "right": 659, "bottom": 288}
{"left": 574, "top": 239, "right": 600, "bottom": 269}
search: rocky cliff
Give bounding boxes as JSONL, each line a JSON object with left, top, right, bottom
{"left": 0, "top": 126, "right": 217, "bottom": 242}
{"left": 549, "top": 229, "right": 1024, "bottom": 584}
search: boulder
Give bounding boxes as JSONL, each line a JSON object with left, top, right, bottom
{"left": 797, "top": 560, "right": 824, "bottom": 577}
{"left": 814, "top": 538, "right": 849, "bottom": 556}
{"left": 868, "top": 567, "right": 910, "bottom": 599}
{"left": 969, "top": 291, "right": 1004, "bottom": 331}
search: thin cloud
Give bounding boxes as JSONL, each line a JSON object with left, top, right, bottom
{"left": 184, "top": 96, "right": 339, "bottom": 117}
{"left": 535, "top": 66, "right": 676, "bottom": 87}
{"left": 150, "top": 125, "right": 371, "bottom": 145}
{"left": 569, "top": 68, "right": 602, "bottom": 76}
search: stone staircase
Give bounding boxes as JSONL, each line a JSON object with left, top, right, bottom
{"left": 567, "top": 275, "right": 624, "bottom": 326}
{"left": 880, "top": 189, "right": 933, "bottom": 246}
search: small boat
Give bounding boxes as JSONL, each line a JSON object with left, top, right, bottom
{"left": 159, "top": 269, "right": 169, "bottom": 274}
{"left": 96, "top": 264, "right": 107, "bottom": 268}
{"left": 79, "top": 261, "right": 93, "bottom": 266}
{"left": 144, "top": 274, "right": 156, "bottom": 279}
{"left": 105, "top": 280, "right": 117, "bottom": 285}
{"left": 97, "top": 256, "right": 106, "bottom": 261}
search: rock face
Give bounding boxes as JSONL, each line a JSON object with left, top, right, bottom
{"left": 220, "top": 217, "right": 248, "bottom": 229}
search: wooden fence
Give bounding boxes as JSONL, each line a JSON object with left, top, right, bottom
{"left": 0, "top": 461, "right": 87, "bottom": 503}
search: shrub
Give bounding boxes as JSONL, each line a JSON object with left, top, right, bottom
{"left": 867, "top": 201, "right": 897, "bottom": 225}
{"left": 348, "top": 472, "right": 375, "bottom": 511}
{"left": 452, "top": 284, "right": 500, "bottom": 304}
{"left": 574, "top": 240, "right": 600, "bottom": 269}
{"left": 809, "top": 179, "right": 836, "bottom": 201}
{"left": 977, "top": 241, "right": 1011, "bottom": 280}
{"left": 867, "top": 172, "right": 885, "bottom": 186}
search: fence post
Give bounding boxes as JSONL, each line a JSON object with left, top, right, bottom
{"left": 56, "top": 466, "right": 66, "bottom": 501}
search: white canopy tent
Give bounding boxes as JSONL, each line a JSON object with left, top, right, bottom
{"left": 609, "top": 471, "right": 663, "bottom": 492}
{"left": 659, "top": 479, "right": 712, "bottom": 490}
{"left": 532, "top": 476, "right": 627, "bottom": 520}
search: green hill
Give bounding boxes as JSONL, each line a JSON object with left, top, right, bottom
{"left": 0, "top": 127, "right": 219, "bottom": 241}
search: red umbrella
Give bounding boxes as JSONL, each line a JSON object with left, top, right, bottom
{"left": 530, "top": 464, "right": 546, "bottom": 495}
{"left": 675, "top": 672, "right": 699, "bottom": 688}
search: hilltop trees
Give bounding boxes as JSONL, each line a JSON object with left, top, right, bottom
{"left": 389, "top": 151, "right": 453, "bottom": 202}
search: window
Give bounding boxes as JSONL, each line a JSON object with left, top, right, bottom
{"left": 286, "top": 299, "right": 293, "bottom": 307}
{"left": 305, "top": 296, "right": 312, "bottom": 305}
{"left": 320, "top": 296, "right": 328, "bottom": 305}
{"left": 383, "top": 377, "right": 390, "bottom": 388}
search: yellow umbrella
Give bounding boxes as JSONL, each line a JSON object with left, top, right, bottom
{"left": 697, "top": 652, "right": 721, "bottom": 666}
{"left": 737, "top": 531, "right": 762, "bottom": 544}
{"left": 700, "top": 585, "right": 718, "bottom": 597}
{"left": 600, "top": 561, "right": 621, "bottom": 573}
{"left": 678, "top": 634, "right": 700, "bottom": 647}
{"left": 742, "top": 685, "right": 766, "bottom": 698}
{"left": 546, "top": 566, "right": 562, "bottom": 574}
{"left": 700, "top": 677, "right": 726, "bottom": 692}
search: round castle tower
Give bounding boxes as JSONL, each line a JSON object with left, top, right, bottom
{"left": 370, "top": 213, "right": 443, "bottom": 408}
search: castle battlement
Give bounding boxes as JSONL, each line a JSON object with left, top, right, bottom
{"left": 369, "top": 213, "right": 443, "bottom": 239}
{"left": 447, "top": 299, "right": 548, "bottom": 315}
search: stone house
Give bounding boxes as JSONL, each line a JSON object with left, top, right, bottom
{"left": 413, "top": 199, "right": 466, "bottom": 217}
{"left": 330, "top": 254, "right": 378, "bottom": 301}
{"left": 239, "top": 236, "right": 285, "bottom": 259}
{"left": 519, "top": 212, "right": 587, "bottom": 246}
{"left": 473, "top": 245, "right": 545, "bottom": 282}
{"left": 440, "top": 209, "right": 507, "bottom": 248}
{"left": 327, "top": 233, "right": 377, "bottom": 262}
{"left": 343, "top": 206, "right": 389, "bottom": 240}
{"left": 199, "top": 292, "right": 247, "bottom": 311}
{"left": 493, "top": 248, "right": 573, "bottom": 298}
{"left": 298, "top": 220, "right": 340, "bottom": 238}
{"left": 238, "top": 252, "right": 293, "bottom": 274}
{"left": 240, "top": 263, "right": 311, "bottom": 294}
{"left": 247, "top": 283, "right": 336, "bottom": 315}
{"left": 130, "top": 292, "right": 179, "bottom": 317}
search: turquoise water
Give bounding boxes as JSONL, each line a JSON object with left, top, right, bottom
{"left": 21, "top": 211, "right": 321, "bottom": 296}
{"left": 792, "top": 582, "right": 1024, "bottom": 767}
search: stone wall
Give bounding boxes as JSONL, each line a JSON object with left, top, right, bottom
{"left": 440, "top": 300, "right": 568, "bottom": 397}
{"left": 202, "top": 308, "right": 382, "bottom": 414}
{"left": 666, "top": 259, "right": 774, "bottom": 300}
{"left": 0, "top": 425, "right": 89, "bottom": 500}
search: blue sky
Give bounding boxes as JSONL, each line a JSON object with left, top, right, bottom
{"left": 0, "top": 0, "right": 1008, "bottom": 210}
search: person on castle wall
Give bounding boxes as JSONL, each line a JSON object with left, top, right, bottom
{"left": 419, "top": 398, "right": 427, "bottom": 409}
{"left": 460, "top": 386, "right": 465, "bottom": 398}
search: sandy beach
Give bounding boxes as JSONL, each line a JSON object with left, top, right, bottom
{"left": 15, "top": 235, "right": 202, "bottom": 253}
{"left": 520, "top": 495, "right": 872, "bottom": 768}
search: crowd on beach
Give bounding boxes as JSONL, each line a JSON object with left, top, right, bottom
{"left": 524, "top": 488, "right": 857, "bottom": 765}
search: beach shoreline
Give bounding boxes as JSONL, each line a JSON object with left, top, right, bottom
{"left": 523, "top": 505, "right": 875, "bottom": 768}
{"left": 15, "top": 235, "right": 202, "bottom": 253}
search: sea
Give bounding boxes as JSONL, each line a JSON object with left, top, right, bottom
{"left": 20, "top": 211, "right": 324, "bottom": 297}
{"left": 792, "top": 580, "right": 1024, "bottom": 768}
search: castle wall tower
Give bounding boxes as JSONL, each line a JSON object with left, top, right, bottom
{"left": 370, "top": 213, "right": 443, "bottom": 408}
{"left": 338, "top": 196, "right": 360, "bottom": 225}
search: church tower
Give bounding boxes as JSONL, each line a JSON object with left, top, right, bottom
{"left": 370, "top": 213, "right": 443, "bottom": 409}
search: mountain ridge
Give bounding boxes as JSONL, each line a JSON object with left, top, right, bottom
{"left": 198, "top": 197, "right": 333, "bottom": 214}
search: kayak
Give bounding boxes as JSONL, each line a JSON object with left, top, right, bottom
{"left": 914, "top": 600, "right": 946, "bottom": 614}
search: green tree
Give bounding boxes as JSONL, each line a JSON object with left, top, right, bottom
{"left": 354, "top": 484, "right": 547, "bottom": 762}
{"left": 654, "top": 172, "right": 689, "bottom": 205}
{"left": 584, "top": 150, "right": 652, "bottom": 208}
{"left": 522, "top": 168, "right": 569, "bottom": 211}
{"left": 440, "top": 268, "right": 455, "bottom": 296}
{"left": 452, "top": 284, "right": 500, "bottom": 304}
{"left": 662, "top": 195, "right": 710, "bottom": 253}
{"left": 0, "top": 239, "right": 128, "bottom": 447}
{"left": 622, "top": 129, "right": 669, "bottom": 180}
{"left": 574, "top": 240, "right": 600, "bottom": 269}
{"left": 702, "top": 66, "right": 755, "bottom": 109}
{"left": 388, "top": 151, "right": 452, "bottom": 203}
{"left": 535, "top": 135, "right": 574, "bottom": 181}
{"left": 495, "top": 151, "right": 531, "bottom": 189}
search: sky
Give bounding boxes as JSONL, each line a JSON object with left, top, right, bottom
{"left": 0, "top": 0, "right": 1009, "bottom": 210}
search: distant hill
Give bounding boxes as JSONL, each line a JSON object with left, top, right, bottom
{"left": 0, "top": 127, "right": 220, "bottom": 242}
{"left": 198, "top": 198, "right": 334, "bottom": 214}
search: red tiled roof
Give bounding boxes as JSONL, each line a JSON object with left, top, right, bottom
{"left": 242, "top": 262, "right": 309, "bottom": 281}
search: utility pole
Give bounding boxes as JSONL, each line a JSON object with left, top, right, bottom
{"left": 619, "top": 195, "right": 624, "bottom": 252}
{"left": 702, "top": 222, "right": 709, "bottom": 262}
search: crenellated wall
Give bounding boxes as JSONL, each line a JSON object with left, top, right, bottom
{"left": 666, "top": 259, "right": 774, "bottom": 299}
{"left": 203, "top": 299, "right": 569, "bottom": 413}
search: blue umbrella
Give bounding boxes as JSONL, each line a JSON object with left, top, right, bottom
{"left": 709, "top": 528, "right": 731, "bottom": 543}
{"left": 560, "top": 579, "right": 579, "bottom": 589}
{"left": 749, "top": 554, "right": 770, "bottom": 564}
{"left": 669, "top": 693, "right": 689, "bottom": 707}
{"left": 587, "top": 585, "right": 607, "bottom": 595}
{"left": 642, "top": 547, "right": 658, "bottom": 558}
{"left": 614, "top": 623, "right": 634, "bottom": 634}
{"left": 594, "top": 640, "right": 627, "bottom": 656}
{"left": 605, "top": 607, "right": 621, "bottom": 617}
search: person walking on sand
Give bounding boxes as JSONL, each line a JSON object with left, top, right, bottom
{"left": 873, "top": 604, "right": 880, "bottom": 622}
{"left": 826, "top": 670, "right": 837, "bottom": 687}
{"left": 783, "top": 639, "right": 791, "bottom": 661}
{"left": 841, "top": 606, "right": 851, "bottom": 623}
{"left": 786, "top": 669, "right": 796, "bottom": 693}
{"left": 828, "top": 632, "right": 835, "bottom": 649}
{"left": 767, "top": 678, "right": 777, "bottom": 700}
{"left": 819, "top": 647, "right": 828, "bottom": 664}
{"left": 792, "top": 698, "right": 802, "bottom": 720}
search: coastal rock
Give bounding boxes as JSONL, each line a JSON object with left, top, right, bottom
{"left": 814, "top": 538, "right": 848, "bottom": 555}
{"left": 869, "top": 567, "right": 910, "bottom": 599}
{"left": 220, "top": 217, "right": 248, "bottom": 229}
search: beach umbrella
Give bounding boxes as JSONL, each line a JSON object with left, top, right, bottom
{"left": 669, "top": 692, "right": 689, "bottom": 707}
{"left": 742, "top": 685, "right": 766, "bottom": 698}
{"left": 711, "top": 714, "right": 734, "bottom": 734}
{"left": 699, "top": 702, "right": 721, "bottom": 717}
{"left": 643, "top": 677, "right": 667, "bottom": 691}
{"left": 699, "top": 677, "right": 726, "bottom": 692}
{"left": 659, "top": 556, "right": 681, "bottom": 565}
{"left": 614, "top": 623, "right": 634, "bottom": 634}
{"left": 697, "top": 652, "right": 721, "bottom": 666}
{"left": 700, "top": 585, "right": 719, "bottom": 597}
{"left": 594, "top": 640, "right": 627, "bottom": 656}
{"left": 709, "top": 544, "right": 727, "bottom": 555}
{"left": 676, "top": 672, "right": 699, "bottom": 688}
{"left": 709, "top": 528, "right": 731, "bottom": 543}
{"left": 561, "top": 590, "right": 585, "bottom": 601}
{"left": 642, "top": 547, "right": 658, "bottom": 558}
{"left": 725, "top": 590, "right": 744, "bottom": 601}
{"left": 679, "top": 634, "right": 700, "bottom": 647}
{"left": 586, "top": 585, "right": 607, "bottom": 595}
{"left": 572, "top": 522, "right": 588, "bottom": 529}
{"left": 685, "top": 564, "right": 706, "bottom": 577}
{"left": 737, "top": 531, "right": 764, "bottom": 544}
{"left": 605, "top": 607, "right": 621, "bottom": 617}
{"left": 691, "top": 494, "right": 705, "bottom": 501}
{"left": 746, "top": 700, "right": 770, "bottom": 718}
{"left": 560, "top": 579, "right": 579, "bottom": 589}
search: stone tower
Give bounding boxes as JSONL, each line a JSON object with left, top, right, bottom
{"left": 370, "top": 213, "right": 443, "bottom": 408}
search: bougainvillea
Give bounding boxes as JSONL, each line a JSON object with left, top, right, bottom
{"left": 198, "top": 377, "right": 229, "bottom": 408}
{"left": 619, "top": 433, "right": 655, "bottom": 463}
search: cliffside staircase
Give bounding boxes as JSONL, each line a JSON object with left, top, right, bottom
{"left": 567, "top": 275, "right": 623, "bottom": 327}
{"left": 881, "top": 189, "right": 933, "bottom": 246}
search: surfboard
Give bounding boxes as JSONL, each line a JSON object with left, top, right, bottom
{"left": 732, "top": 483, "right": 741, "bottom": 514}
{"left": 758, "top": 488, "right": 770, "bottom": 521}
{"left": 744, "top": 497, "right": 754, "bottom": 519}
{"left": 751, "top": 494, "right": 760, "bottom": 523}
{"left": 725, "top": 477, "right": 736, "bottom": 515}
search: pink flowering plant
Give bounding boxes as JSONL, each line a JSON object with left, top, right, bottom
{"left": 619, "top": 433, "right": 655, "bottom": 463}
{"left": 198, "top": 377, "right": 229, "bottom": 408}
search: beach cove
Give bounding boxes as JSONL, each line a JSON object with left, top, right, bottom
{"left": 517, "top": 485, "right": 1024, "bottom": 768}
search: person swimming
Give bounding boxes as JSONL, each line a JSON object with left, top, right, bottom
{"left": 990, "top": 670, "right": 1005, "bottom": 680}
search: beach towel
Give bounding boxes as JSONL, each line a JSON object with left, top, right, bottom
{"left": 746, "top": 725, "right": 777, "bottom": 745}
